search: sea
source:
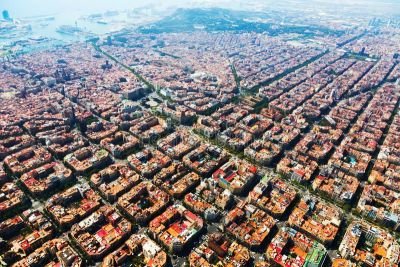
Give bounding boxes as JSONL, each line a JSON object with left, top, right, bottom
{"left": 0, "top": 0, "right": 178, "bottom": 53}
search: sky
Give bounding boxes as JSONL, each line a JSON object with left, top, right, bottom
{"left": 2, "top": 0, "right": 241, "bottom": 18}
{"left": 2, "top": 0, "right": 400, "bottom": 18}
{"left": 1, "top": 0, "right": 160, "bottom": 17}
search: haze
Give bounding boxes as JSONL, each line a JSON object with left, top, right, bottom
{"left": 3, "top": 0, "right": 400, "bottom": 18}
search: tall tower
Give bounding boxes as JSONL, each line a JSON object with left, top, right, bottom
{"left": 2, "top": 10, "right": 11, "bottom": 21}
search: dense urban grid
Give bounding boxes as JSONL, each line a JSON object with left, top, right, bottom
{"left": 0, "top": 5, "right": 400, "bottom": 267}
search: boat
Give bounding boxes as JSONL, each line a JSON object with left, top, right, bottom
{"left": 56, "top": 25, "right": 83, "bottom": 35}
{"left": 97, "top": 20, "right": 108, "bottom": 25}
{"left": 29, "top": 35, "right": 49, "bottom": 42}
